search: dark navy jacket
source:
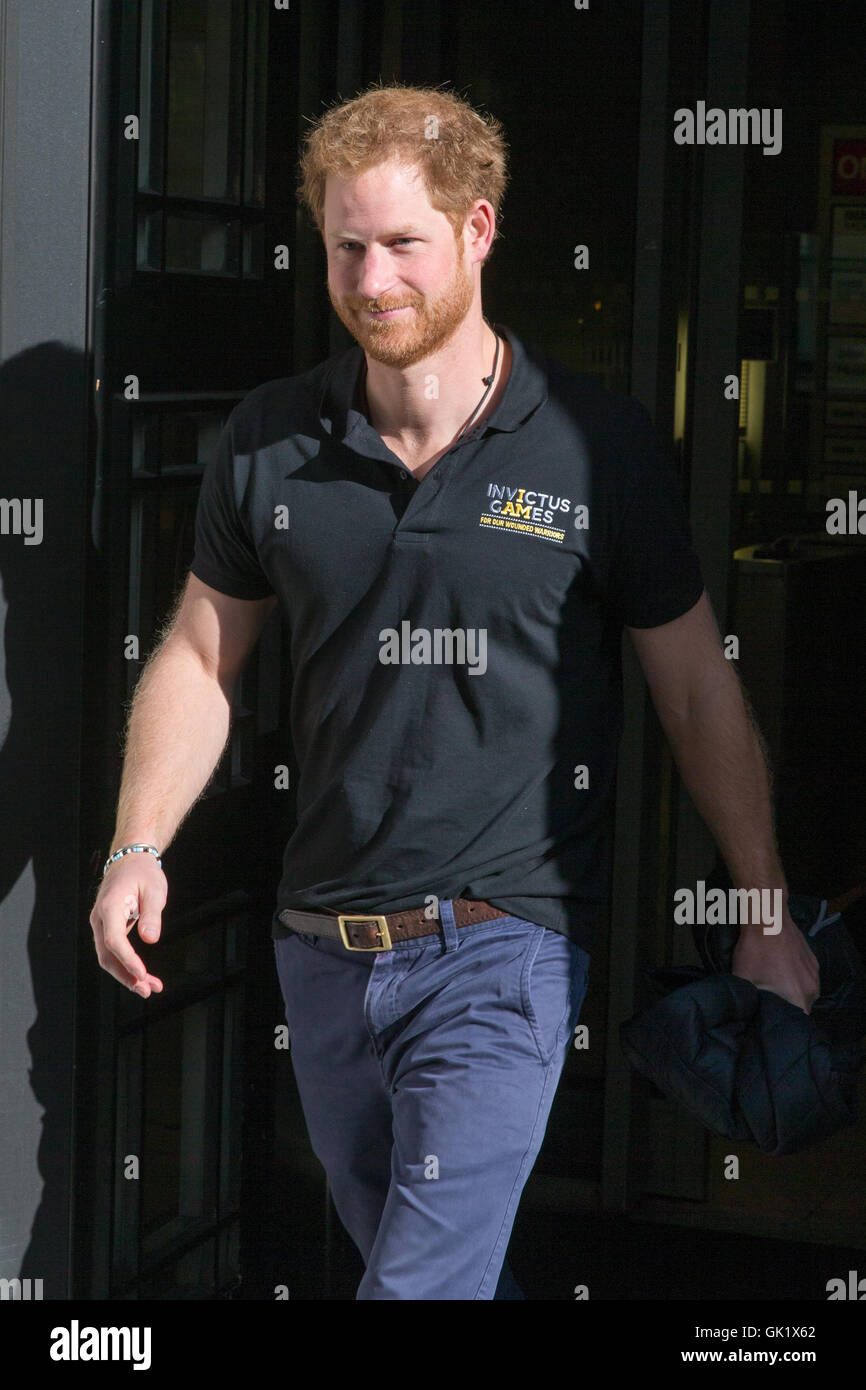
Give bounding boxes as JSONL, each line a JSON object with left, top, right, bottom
{"left": 619, "top": 894, "right": 866, "bottom": 1155}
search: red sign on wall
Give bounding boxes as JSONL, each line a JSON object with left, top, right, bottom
{"left": 833, "top": 140, "right": 866, "bottom": 195}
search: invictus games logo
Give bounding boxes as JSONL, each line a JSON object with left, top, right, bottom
{"left": 479, "top": 483, "right": 589, "bottom": 545}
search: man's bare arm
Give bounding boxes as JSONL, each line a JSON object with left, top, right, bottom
{"left": 627, "top": 591, "right": 820, "bottom": 1012}
{"left": 90, "top": 573, "right": 277, "bottom": 997}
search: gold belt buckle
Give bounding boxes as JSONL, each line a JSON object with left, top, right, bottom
{"left": 337, "top": 913, "right": 393, "bottom": 951}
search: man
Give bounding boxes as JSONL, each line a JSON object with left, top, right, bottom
{"left": 90, "top": 83, "right": 818, "bottom": 1300}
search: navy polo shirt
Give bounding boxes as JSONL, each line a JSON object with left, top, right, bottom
{"left": 190, "top": 324, "right": 705, "bottom": 950}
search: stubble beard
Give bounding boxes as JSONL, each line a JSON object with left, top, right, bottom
{"left": 327, "top": 243, "right": 477, "bottom": 369}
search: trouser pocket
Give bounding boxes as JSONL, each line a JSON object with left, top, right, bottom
{"left": 517, "top": 923, "right": 589, "bottom": 1066}
{"left": 273, "top": 932, "right": 319, "bottom": 1043}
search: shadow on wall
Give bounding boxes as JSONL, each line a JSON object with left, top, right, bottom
{"left": 0, "top": 341, "right": 90, "bottom": 1296}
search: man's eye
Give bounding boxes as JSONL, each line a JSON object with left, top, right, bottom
{"left": 338, "top": 239, "right": 416, "bottom": 250}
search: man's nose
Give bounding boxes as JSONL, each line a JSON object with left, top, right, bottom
{"left": 354, "top": 245, "right": 395, "bottom": 302}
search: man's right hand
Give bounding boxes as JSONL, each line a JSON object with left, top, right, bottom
{"left": 90, "top": 854, "right": 167, "bottom": 998}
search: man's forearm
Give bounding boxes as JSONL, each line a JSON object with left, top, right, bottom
{"left": 110, "top": 639, "right": 233, "bottom": 856}
{"left": 656, "top": 666, "right": 787, "bottom": 898}
{"left": 631, "top": 599, "right": 818, "bottom": 1007}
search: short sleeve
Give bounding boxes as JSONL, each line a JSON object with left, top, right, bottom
{"left": 189, "top": 412, "right": 274, "bottom": 600}
{"left": 607, "top": 398, "right": 705, "bottom": 628}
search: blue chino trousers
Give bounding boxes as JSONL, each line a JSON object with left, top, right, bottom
{"left": 273, "top": 898, "right": 590, "bottom": 1300}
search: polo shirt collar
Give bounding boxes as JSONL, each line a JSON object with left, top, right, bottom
{"left": 317, "top": 323, "right": 548, "bottom": 456}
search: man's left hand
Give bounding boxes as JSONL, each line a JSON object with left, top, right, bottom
{"left": 732, "top": 909, "right": 821, "bottom": 1013}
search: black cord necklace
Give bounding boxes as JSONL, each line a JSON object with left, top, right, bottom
{"left": 457, "top": 325, "right": 501, "bottom": 439}
{"left": 359, "top": 324, "right": 502, "bottom": 441}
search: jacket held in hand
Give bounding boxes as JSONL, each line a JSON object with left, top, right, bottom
{"left": 619, "top": 894, "right": 866, "bottom": 1156}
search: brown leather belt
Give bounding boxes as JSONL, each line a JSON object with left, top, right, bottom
{"left": 277, "top": 897, "right": 512, "bottom": 951}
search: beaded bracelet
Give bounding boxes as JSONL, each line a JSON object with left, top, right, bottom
{"left": 102, "top": 844, "right": 162, "bottom": 879}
